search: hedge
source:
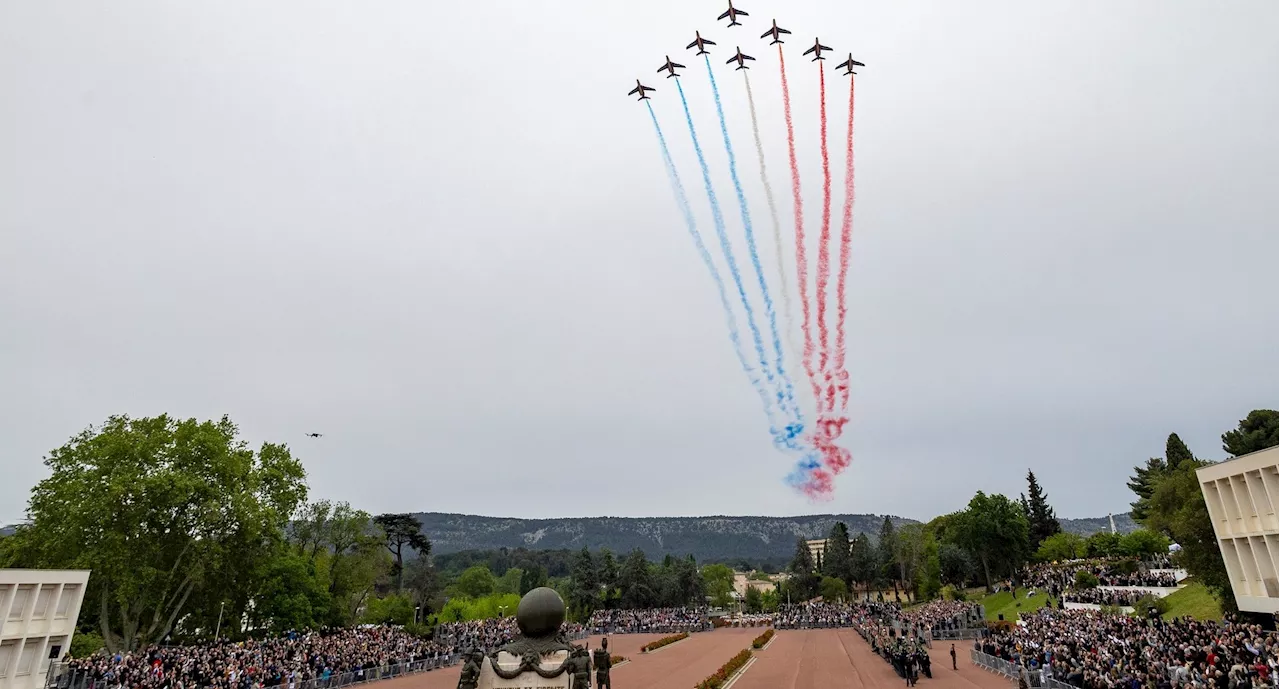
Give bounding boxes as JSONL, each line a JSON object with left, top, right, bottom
{"left": 751, "top": 628, "right": 774, "bottom": 649}
{"left": 694, "top": 648, "right": 753, "bottom": 689}
{"left": 610, "top": 655, "right": 627, "bottom": 665}
{"left": 642, "top": 632, "right": 689, "bottom": 653}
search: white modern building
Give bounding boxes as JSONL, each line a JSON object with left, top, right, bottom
{"left": 0, "top": 570, "right": 91, "bottom": 689}
{"left": 1195, "top": 446, "right": 1279, "bottom": 614}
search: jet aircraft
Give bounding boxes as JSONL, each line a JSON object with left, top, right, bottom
{"left": 835, "top": 54, "right": 864, "bottom": 76}
{"left": 726, "top": 47, "right": 755, "bottom": 70}
{"left": 760, "top": 19, "right": 791, "bottom": 45}
{"left": 802, "top": 37, "right": 833, "bottom": 61}
{"left": 657, "top": 55, "right": 685, "bottom": 78}
{"left": 306, "top": 433, "right": 323, "bottom": 438}
{"left": 686, "top": 30, "right": 717, "bottom": 55}
{"left": 628, "top": 79, "right": 656, "bottom": 101}
{"left": 717, "top": 1, "right": 749, "bottom": 26}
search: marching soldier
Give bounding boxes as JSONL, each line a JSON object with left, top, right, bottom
{"left": 592, "top": 638, "right": 613, "bottom": 689}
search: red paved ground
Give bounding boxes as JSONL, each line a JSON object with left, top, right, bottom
{"left": 732, "top": 630, "right": 1008, "bottom": 689}
{"left": 373, "top": 629, "right": 1005, "bottom": 689}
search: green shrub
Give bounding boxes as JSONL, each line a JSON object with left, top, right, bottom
{"left": 69, "top": 632, "right": 104, "bottom": 659}
{"left": 1074, "top": 571, "right": 1099, "bottom": 589}
{"left": 751, "top": 628, "right": 774, "bottom": 649}
{"left": 642, "top": 632, "right": 688, "bottom": 653}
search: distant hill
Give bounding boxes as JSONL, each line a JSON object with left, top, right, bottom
{"left": 1059, "top": 512, "right": 1139, "bottom": 536}
{"left": 411, "top": 513, "right": 916, "bottom": 563}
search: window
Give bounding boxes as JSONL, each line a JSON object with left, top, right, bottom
{"left": 9, "top": 586, "right": 33, "bottom": 621}
{"left": 0, "top": 641, "right": 16, "bottom": 679}
{"left": 33, "top": 585, "right": 56, "bottom": 620}
{"left": 18, "top": 641, "right": 38, "bottom": 676}
{"left": 55, "top": 585, "right": 78, "bottom": 619}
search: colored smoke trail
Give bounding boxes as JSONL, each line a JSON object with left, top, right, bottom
{"left": 834, "top": 77, "right": 855, "bottom": 414}
{"left": 675, "top": 78, "right": 794, "bottom": 450}
{"left": 815, "top": 64, "right": 834, "bottom": 416}
{"left": 704, "top": 55, "right": 803, "bottom": 437}
{"left": 778, "top": 46, "right": 823, "bottom": 417}
{"left": 646, "top": 101, "right": 759, "bottom": 415}
{"left": 742, "top": 70, "right": 800, "bottom": 378}
{"left": 777, "top": 47, "right": 832, "bottom": 497}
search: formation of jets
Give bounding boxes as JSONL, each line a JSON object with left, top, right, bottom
{"left": 306, "top": 432, "right": 323, "bottom": 438}
{"left": 628, "top": 3, "right": 864, "bottom": 100}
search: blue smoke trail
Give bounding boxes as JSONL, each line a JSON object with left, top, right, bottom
{"left": 675, "top": 79, "right": 796, "bottom": 451}
{"left": 646, "top": 101, "right": 772, "bottom": 431}
{"left": 703, "top": 55, "right": 805, "bottom": 437}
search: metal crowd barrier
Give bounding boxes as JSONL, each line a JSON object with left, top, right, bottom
{"left": 590, "top": 624, "right": 711, "bottom": 635}
{"left": 970, "top": 649, "right": 1075, "bottom": 689}
{"left": 47, "top": 655, "right": 462, "bottom": 689}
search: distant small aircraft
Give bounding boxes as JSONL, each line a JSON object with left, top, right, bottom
{"left": 802, "top": 37, "right": 833, "bottom": 62}
{"left": 305, "top": 433, "right": 323, "bottom": 438}
{"left": 628, "top": 79, "right": 656, "bottom": 101}
{"left": 835, "top": 54, "right": 865, "bottom": 76}
{"left": 686, "top": 30, "right": 717, "bottom": 56}
{"left": 760, "top": 19, "right": 791, "bottom": 45}
{"left": 726, "top": 47, "right": 756, "bottom": 71}
{"left": 717, "top": 1, "right": 749, "bottom": 27}
{"left": 657, "top": 55, "right": 686, "bottom": 79}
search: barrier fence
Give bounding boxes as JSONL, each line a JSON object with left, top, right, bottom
{"left": 970, "top": 649, "right": 1074, "bottom": 689}
{"left": 47, "top": 655, "right": 462, "bottom": 689}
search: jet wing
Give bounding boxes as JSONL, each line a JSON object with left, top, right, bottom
{"left": 802, "top": 45, "right": 816, "bottom": 55}
{"left": 671, "top": 61, "right": 685, "bottom": 69}
{"left": 686, "top": 38, "right": 698, "bottom": 49}
{"left": 744, "top": 54, "right": 755, "bottom": 60}
{"left": 628, "top": 85, "right": 641, "bottom": 95}
{"left": 718, "top": 9, "right": 731, "bottom": 19}
{"left": 760, "top": 28, "right": 773, "bottom": 39}
{"left": 735, "top": 9, "right": 749, "bottom": 16}
{"left": 819, "top": 43, "right": 832, "bottom": 51}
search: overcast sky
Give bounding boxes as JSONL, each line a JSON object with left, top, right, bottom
{"left": 2, "top": 1, "right": 1276, "bottom": 524}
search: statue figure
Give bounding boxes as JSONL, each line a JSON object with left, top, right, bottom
{"left": 456, "top": 649, "right": 484, "bottom": 689}
{"left": 568, "top": 645, "right": 592, "bottom": 689}
{"left": 592, "top": 638, "right": 613, "bottom": 689}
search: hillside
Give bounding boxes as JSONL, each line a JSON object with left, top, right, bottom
{"left": 1059, "top": 513, "right": 1138, "bottom": 536}
{"left": 412, "top": 512, "right": 915, "bottom": 562}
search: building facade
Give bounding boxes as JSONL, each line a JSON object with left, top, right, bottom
{"left": 0, "top": 570, "right": 91, "bottom": 689}
{"left": 1195, "top": 446, "right": 1279, "bottom": 614}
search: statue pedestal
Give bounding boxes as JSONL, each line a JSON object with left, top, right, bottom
{"left": 478, "top": 651, "right": 571, "bottom": 689}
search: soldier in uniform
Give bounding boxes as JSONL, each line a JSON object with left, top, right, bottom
{"left": 592, "top": 638, "right": 613, "bottom": 689}
{"left": 569, "top": 645, "right": 592, "bottom": 689}
{"left": 455, "top": 649, "right": 483, "bottom": 689}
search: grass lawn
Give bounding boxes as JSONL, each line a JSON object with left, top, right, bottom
{"left": 981, "top": 588, "right": 1057, "bottom": 621}
{"left": 1161, "top": 580, "right": 1222, "bottom": 620}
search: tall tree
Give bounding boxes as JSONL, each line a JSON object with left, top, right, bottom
{"left": 955, "top": 491, "right": 1030, "bottom": 590}
{"left": 9, "top": 414, "right": 307, "bottom": 651}
{"left": 1128, "top": 433, "right": 1197, "bottom": 521}
{"left": 618, "top": 549, "right": 656, "bottom": 609}
{"left": 787, "top": 537, "right": 818, "bottom": 600}
{"left": 519, "top": 566, "right": 548, "bottom": 596}
{"left": 1221, "top": 410, "right": 1279, "bottom": 456}
{"left": 373, "top": 513, "right": 431, "bottom": 593}
{"left": 568, "top": 548, "right": 598, "bottom": 615}
{"left": 876, "top": 516, "right": 898, "bottom": 589}
{"left": 596, "top": 549, "right": 620, "bottom": 609}
{"left": 701, "top": 563, "right": 735, "bottom": 608}
{"left": 849, "top": 534, "right": 877, "bottom": 597}
{"left": 822, "top": 522, "right": 853, "bottom": 584}
{"left": 893, "top": 524, "right": 927, "bottom": 600}
{"left": 1022, "top": 470, "right": 1062, "bottom": 547}
{"left": 1143, "top": 459, "right": 1234, "bottom": 609}
{"left": 938, "top": 543, "right": 975, "bottom": 587}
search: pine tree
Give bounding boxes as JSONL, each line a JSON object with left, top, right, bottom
{"left": 1165, "top": 433, "right": 1195, "bottom": 471}
{"left": 1221, "top": 410, "right": 1279, "bottom": 456}
{"left": 788, "top": 537, "right": 818, "bottom": 600}
{"left": 1129, "top": 433, "right": 1197, "bottom": 521}
{"left": 876, "top": 516, "right": 897, "bottom": 588}
{"left": 1024, "top": 470, "right": 1062, "bottom": 547}
{"left": 822, "top": 522, "right": 853, "bottom": 584}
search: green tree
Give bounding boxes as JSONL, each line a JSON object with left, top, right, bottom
{"left": 743, "top": 584, "right": 763, "bottom": 612}
{"left": 819, "top": 576, "right": 848, "bottom": 602}
{"left": 938, "top": 543, "right": 975, "bottom": 587}
{"left": 701, "top": 563, "right": 735, "bottom": 608}
{"left": 618, "top": 549, "right": 656, "bottom": 609}
{"left": 786, "top": 538, "right": 819, "bottom": 600}
{"left": 955, "top": 491, "right": 1030, "bottom": 590}
{"left": 1128, "top": 434, "right": 1196, "bottom": 521}
{"left": 1021, "top": 470, "right": 1062, "bottom": 547}
{"left": 1221, "top": 410, "right": 1279, "bottom": 456}
{"left": 8, "top": 414, "right": 307, "bottom": 651}
{"left": 248, "top": 550, "right": 331, "bottom": 634}
{"left": 1144, "top": 460, "right": 1235, "bottom": 610}
{"left": 288, "top": 500, "right": 387, "bottom": 626}
{"left": 568, "top": 548, "right": 598, "bottom": 615}
{"left": 361, "top": 592, "right": 415, "bottom": 625}
{"left": 822, "top": 522, "right": 853, "bottom": 585}
{"left": 454, "top": 565, "right": 498, "bottom": 598}
{"left": 1085, "top": 531, "right": 1122, "bottom": 558}
{"left": 596, "top": 549, "right": 620, "bottom": 609}
{"left": 519, "top": 566, "right": 548, "bottom": 595}
{"left": 1118, "top": 529, "right": 1170, "bottom": 558}
{"left": 894, "top": 524, "right": 927, "bottom": 601}
{"left": 372, "top": 514, "right": 431, "bottom": 593}
{"left": 915, "top": 531, "right": 942, "bottom": 600}
{"left": 849, "top": 534, "right": 877, "bottom": 596}
{"left": 876, "top": 516, "right": 898, "bottom": 590}
{"left": 496, "top": 567, "right": 523, "bottom": 595}
{"left": 1035, "top": 532, "right": 1086, "bottom": 562}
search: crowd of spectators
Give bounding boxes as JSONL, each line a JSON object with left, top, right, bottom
{"left": 586, "top": 606, "right": 710, "bottom": 633}
{"left": 58, "top": 626, "right": 456, "bottom": 689}
{"left": 976, "top": 608, "right": 1277, "bottom": 689}
{"left": 773, "top": 602, "right": 858, "bottom": 629}
{"left": 432, "top": 617, "right": 585, "bottom": 652}
{"left": 1061, "top": 589, "right": 1148, "bottom": 607}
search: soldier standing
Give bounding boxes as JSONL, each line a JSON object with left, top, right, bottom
{"left": 569, "top": 645, "right": 592, "bottom": 689}
{"left": 592, "top": 638, "right": 613, "bottom": 689}
{"left": 455, "top": 650, "right": 483, "bottom": 689}
{"left": 950, "top": 643, "right": 957, "bottom": 671}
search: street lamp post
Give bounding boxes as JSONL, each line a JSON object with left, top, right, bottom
{"left": 214, "top": 601, "right": 226, "bottom": 642}
{"left": 414, "top": 606, "right": 420, "bottom": 625}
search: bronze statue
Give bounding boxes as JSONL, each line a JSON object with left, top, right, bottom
{"left": 592, "top": 638, "right": 613, "bottom": 689}
{"left": 456, "top": 649, "right": 483, "bottom": 689}
{"left": 568, "top": 645, "right": 592, "bottom": 689}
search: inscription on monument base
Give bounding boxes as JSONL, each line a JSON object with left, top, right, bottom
{"left": 476, "top": 650, "right": 571, "bottom": 689}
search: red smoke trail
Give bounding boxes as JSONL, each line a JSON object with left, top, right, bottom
{"left": 835, "top": 76, "right": 855, "bottom": 414}
{"left": 815, "top": 63, "right": 834, "bottom": 418}
{"left": 779, "top": 46, "right": 822, "bottom": 413}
